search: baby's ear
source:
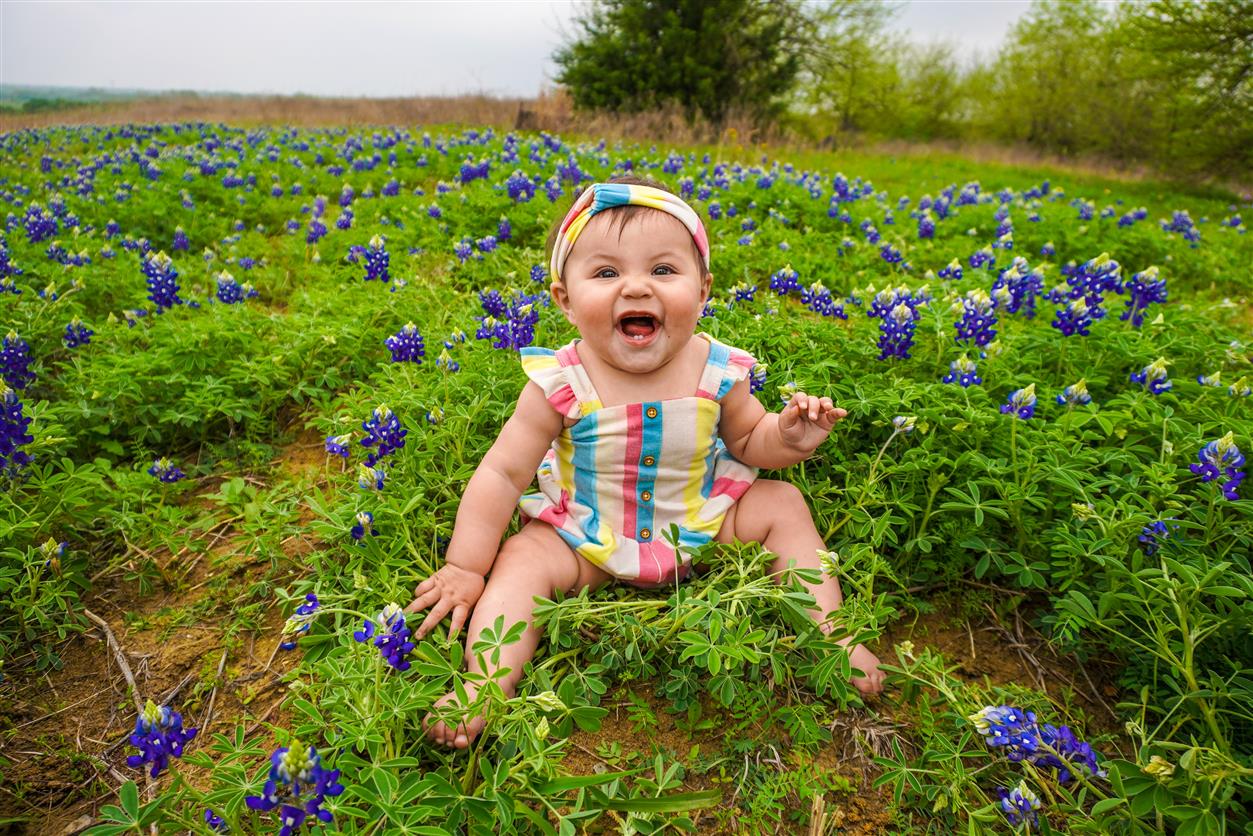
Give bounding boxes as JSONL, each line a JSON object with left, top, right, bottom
{"left": 550, "top": 281, "right": 574, "bottom": 322}
{"left": 701, "top": 271, "right": 714, "bottom": 303}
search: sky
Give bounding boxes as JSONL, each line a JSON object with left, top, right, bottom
{"left": 1, "top": 1, "right": 1033, "bottom": 98}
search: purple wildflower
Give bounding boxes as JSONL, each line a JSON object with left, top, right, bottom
{"left": 141, "top": 251, "right": 183, "bottom": 313}
{"left": 942, "top": 354, "right": 981, "bottom": 387}
{"left": 360, "top": 405, "right": 406, "bottom": 467}
{"left": 1, "top": 332, "right": 36, "bottom": 390}
{"left": 1000, "top": 384, "right": 1037, "bottom": 419}
{"left": 353, "top": 603, "right": 415, "bottom": 671}
{"left": 126, "top": 700, "right": 197, "bottom": 778}
{"left": 148, "top": 457, "right": 187, "bottom": 483}
{"left": 350, "top": 511, "right": 378, "bottom": 542}
{"left": 1129, "top": 357, "right": 1172, "bottom": 395}
{"left": 245, "top": 741, "right": 344, "bottom": 836}
{"left": 1189, "top": 432, "right": 1245, "bottom": 501}
{"left": 63, "top": 318, "right": 94, "bottom": 349}
{"left": 0, "top": 385, "right": 35, "bottom": 478}
{"left": 385, "top": 322, "right": 425, "bottom": 364}
{"left": 279, "top": 594, "right": 320, "bottom": 650}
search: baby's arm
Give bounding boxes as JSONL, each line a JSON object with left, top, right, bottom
{"left": 719, "top": 378, "right": 847, "bottom": 469}
{"left": 406, "top": 381, "right": 563, "bottom": 638}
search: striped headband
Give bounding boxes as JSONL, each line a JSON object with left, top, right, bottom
{"left": 549, "top": 182, "right": 711, "bottom": 283}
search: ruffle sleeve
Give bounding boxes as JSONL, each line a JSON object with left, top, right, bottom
{"left": 713, "top": 341, "right": 759, "bottom": 400}
{"left": 520, "top": 346, "right": 583, "bottom": 420}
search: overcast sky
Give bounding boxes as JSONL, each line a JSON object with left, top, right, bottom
{"left": 1, "top": 1, "right": 1034, "bottom": 98}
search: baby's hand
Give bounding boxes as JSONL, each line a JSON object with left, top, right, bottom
{"left": 405, "top": 563, "right": 486, "bottom": 640}
{"left": 848, "top": 644, "right": 886, "bottom": 698}
{"left": 778, "top": 392, "right": 847, "bottom": 452}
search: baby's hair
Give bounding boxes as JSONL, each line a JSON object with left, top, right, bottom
{"left": 545, "top": 174, "right": 710, "bottom": 281}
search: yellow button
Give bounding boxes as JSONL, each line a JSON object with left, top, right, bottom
{"left": 639, "top": 528, "right": 651, "bottom": 540}
{"left": 645, "top": 407, "right": 658, "bottom": 419}
{"left": 642, "top": 455, "right": 655, "bottom": 466}
{"left": 640, "top": 490, "right": 652, "bottom": 502}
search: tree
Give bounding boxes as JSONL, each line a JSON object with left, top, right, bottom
{"left": 552, "top": 0, "right": 808, "bottom": 127}
{"left": 1124, "top": 0, "right": 1253, "bottom": 177}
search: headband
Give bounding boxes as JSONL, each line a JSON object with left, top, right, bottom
{"left": 549, "top": 182, "right": 710, "bottom": 283}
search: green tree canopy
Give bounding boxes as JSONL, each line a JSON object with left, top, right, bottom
{"left": 552, "top": 0, "right": 808, "bottom": 127}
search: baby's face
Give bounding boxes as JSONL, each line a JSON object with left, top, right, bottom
{"left": 552, "top": 209, "right": 711, "bottom": 378}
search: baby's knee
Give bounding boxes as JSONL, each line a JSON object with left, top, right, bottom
{"left": 492, "top": 527, "right": 581, "bottom": 593}
{"left": 755, "top": 479, "right": 809, "bottom": 516}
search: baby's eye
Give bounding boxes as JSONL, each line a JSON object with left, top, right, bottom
{"left": 653, "top": 265, "right": 675, "bottom": 275}
{"left": 594, "top": 267, "right": 618, "bottom": 279}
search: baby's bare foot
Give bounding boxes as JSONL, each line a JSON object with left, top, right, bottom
{"left": 423, "top": 684, "right": 489, "bottom": 749}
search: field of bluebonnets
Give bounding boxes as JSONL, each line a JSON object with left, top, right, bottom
{"left": 0, "top": 122, "right": 1250, "bottom": 835}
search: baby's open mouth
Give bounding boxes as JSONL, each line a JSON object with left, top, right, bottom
{"left": 617, "top": 315, "right": 658, "bottom": 340}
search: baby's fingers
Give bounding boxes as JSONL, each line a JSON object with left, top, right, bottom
{"left": 447, "top": 604, "right": 471, "bottom": 640}
{"left": 416, "top": 598, "right": 454, "bottom": 639}
{"left": 404, "top": 585, "right": 441, "bottom": 615}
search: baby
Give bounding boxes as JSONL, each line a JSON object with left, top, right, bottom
{"left": 407, "top": 175, "right": 885, "bottom": 748}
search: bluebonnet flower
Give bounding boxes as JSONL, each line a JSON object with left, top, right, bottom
{"left": 544, "top": 176, "right": 564, "bottom": 202}
{"left": 1, "top": 332, "right": 36, "bottom": 389}
{"left": 1120, "top": 266, "right": 1168, "bottom": 328}
{"left": 1129, "top": 357, "right": 1172, "bottom": 395}
{"left": 1052, "top": 295, "right": 1094, "bottom": 337}
{"left": 530, "top": 265, "right": 547, "bottom": 284}
{"left": 1056, "top": 379, "right": 1091, "bottom": 407}
{"left": 126, "top": 699, "right": 197, "bottom": 778}
{"left": 476, "top": 235, "right": 498, "bottom": 254}
{"left": 361, "top": 235, "right": 390, "bottom": 282}
{"left": 245, "top": 740, "right": 344, "bottom": 836}
{"left": 172, "top": 227, "right": 189, "bottom": 251}
{"left": 1229, "top": 376, "right": 1251, "bottom": 398}
{"left": 474, "top": 289, "right": 545, "bottom": 351}
{"left": 0, "top": 241, "right": 23, "bottom": 291}
{"left": 737, "top": 234, "right": 753, "bottom": 246}
{"left": 0, "top": 385, "right": 34, "bottom": 478}
{"left": 892, "top": 416, "right": 916, "bottom": 434}
{"left": 800, "top": 282, "right": 843, "bottom": 318}
{"left": 148, "top": 457, "right": 188, "bottom": 483}
{"left": 970, "top": 704, "right": 1104, "bottom": 783}
{"left": 215, "top": 271, "right": 256, "bottom": 304}
{"left": 350, "top": 511, "right": 378, "bottom": 542}
{"left": 769, "top": 265, "right": 800, "bottom": 296}
{"left": 141, "top": 251, "right": 183, "bottom": 313}
{"left": 453, "top": 238, "right": 473, "bottom": 263}
{"left": 937, "top": 258, "right": 962, "bottom": 281}
{"left": 63, "top": 318, "right": 94, "bottom": 348}
{"left": 867, "top": 287, "right": 926, "bottom": 360}
{"left": 1190, "top": 432, "right": 1245, "bottom": 501}
{"left": 360, "top": 405, "right": 407, "bottom": 466}
{"left": 506, "top": 170, "right": 536, "bottom": 202}
{"left": 969, "top": 246, "right": 996, "bottom": 270}
{"left": 497, "top": 216, "right": 512, "bottom": 241}
{"left": 880, "top": 244, "right": 903, "bottom": 264}
{"left": 353, "top": 603, "right": 415, "bottom": 671}
{"left": 942, "top": 354, "right": 981, "bottom": 387}
{"left": 385, "top": 322, "right": 425, "bottom": 363}
{"left": 425, "top": 407, "right": 443, "bottom": 424}
{"left": 435, "top": 347, "right": 461, "bottom": 373}
{"left": 991, "top": 259, "right": 1045, "bottom": 319}
{"left": 1001, "top": 384, "right": 1037, "bottom": 419}
{"left": 335, "top": 210, "right": 353, "bottom": 231}
{"left": 357, "top": 463, "right": 386, "bottom": 491}
{"left": 953, "top": 289, "right": 997, "bottom": 346}
{"left": 1197, "top": 370, "right": 1223, "bottom": 388}
{"left": 917, "top": 212, "right": 934, "bottom": 239}
{"left": 1139, "top": 519, "right": 1178, "bottom": 555}
{"left": 306, "top": 219, "right": 327, "bottom": 244}
{"left": 749, "top": 363, "right": 767, "bottom": 394}
{"left": 731, "top": 282, "right": 758, "bottom": 303}
{"left": 324, "top": 433, "right": 352, "bottom": 458}
{"left": 237, "top": 256, "right": 256, "bottom": 271}
{"left": 1160, "top": 209, "right": 1200, "bottom": 245}
{"left": 279, "top": 594, "right": 320, "bottom": 650}
{"left": 204, "top": 809, "right": 228, "bottom": 832}
{"left": 996, "top": 781, "right": 1041, "bottom": 828}
{"left": 860, "top": 220, "right": 880, "bottom": 244}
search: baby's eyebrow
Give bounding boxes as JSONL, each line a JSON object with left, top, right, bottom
{"left": 579, "top": 250, "right": 686, "bottom": 262}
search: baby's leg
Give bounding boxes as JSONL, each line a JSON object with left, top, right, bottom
{"left": 425, "top": 520, "right": 611, "bottom": 748}
{"left": 715, "top": 479, "right": 884, "bottom": 694}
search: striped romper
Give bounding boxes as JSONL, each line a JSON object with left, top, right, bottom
{"left": 517, "top": 332, "right": 759, "bottom": 587}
